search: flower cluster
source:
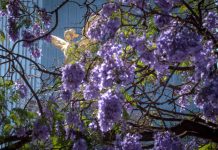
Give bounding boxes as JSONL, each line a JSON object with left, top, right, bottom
{"left": 7, "top": 0, "right": 20, "bottom": 18}
{"left": 73, "top": 139, "right": 87, "bottom": 150}
{"left": 154, "top": 14, "right": 171, "bottom": 29}
{"left": 121, "top": 133, "right": 142, "bottom": 150}
{"left": 7, "top": 0, "right": 21, "bottom": 41}
{"left": 87, "top": 17, "right": 121, "bottom": 42}
{"left": 16, "top": 127, "right": 28, "bottom": 137}
{"left": 154, "top": 0, "right": 173, "bottom": 12}
{"left": 98, "top": 90, "right": 123, "bottom": 132}
{"left": 87, "top": 2, "right": 121, "bottom": 42}
{"left": 21, "top": 23, "right": 52, "bottom": 58}
{"left": 60, "top": 87, "right": 72, "bottom": 101}
{"left": 155, "top": 25, "right": 202, "bottom": 63}
{"left": 155, "top": 0, "right": 180, "bottom": 12}
{"left": 66, "top": 111, "right": 83, "bottom": 130}
{"left": 30, "top": 46, "right": 41, "bottom": 58}
{"left": 203, "top": 11, "right": 218, "bottom": 31}
{"left": 184, "top": 138, "right": 198, "bottom": 150}
{"left": 33, "top": 120, "right": 50, "bottom": 140}
{"left": 5, "top": 0, "right": 51, "bottom": 59}
{"left": 194, "top": 77, "right": 218, "bottom": 120}
{"left": 6, "top": 1, "right": 51, "bottom": 43}
{"left": 61, "top": 64, "right": 85, "bottom": 92}
{"left": 192, "top": 40, "right": 216, "bottom": 81}
{"left": 90, "top": 40, "right": 135, "bottom": 90}
{"left": 37, "top": 8, "right": 51, "bottom": 28}
{"left": 122, "top": 34, "right": 156, "bottom": 65}
{"left": 100, "top": 3, "right": 119, "bottom": 18}
{"left": 97, "top": 40, "right": 122, "bottom": 60}
{"left": 177, "top": 84, "right": 192, "bottom": 110}
{"left": 86, "top": 54, "right": 133, "bottom": 101}
{"left": 115, "top": 0, "right": 145, "bottom": 8}
{"left": 14, "top": 81, "right": 28, "bottom": 99}
{"left": 92, "top": 58, "right": 135, "bottom": 90}
{"left": 22, "top": 30, "right": 36, "bottom": 47}
{"left": 83, "top": 83, "right": 100, "bottom": 100}
{"left": 153, "top": 131, "right": 184, "bottom": 150}
{"left": 123, "top": 34, "right": 146, "bottom": 53}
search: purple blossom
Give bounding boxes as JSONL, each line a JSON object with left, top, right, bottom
{"left": 8, "top": 17, "right": 19, "bottom": 41}
{"left": 60, "top": 88, "right": 72, "bottom": 101}
{"left": 43, "top": 34, "right": 52, "bottom": 42}
{"left": 203, "top": 12, "right": 218, "bottom": 31}
{"left": 153, "top": 131, "right": 184, "bottom": 150}
{"left": 88, "top": 121, "right": 98, "bottom": 130}
{"left": 14, "top": 81, "right": 28, "bottom": 99}
{"left": 56, "top": 121, "right": 66, "bottom": 137}
{"left": 126, "top": 35, "right": 146, "bottom": 52}
{"left": 91, "top": 40, "right": 135, "bottom": 89}
{"left": 44, "top": 106, "right": 54, "bottom": 119}
{"left": 203, "top": 103, "right": 218, "bottom": 121}
{"left": 115, "top": 0, "right": 145, "bottom": 8}
{"left": 120, "top": 34, "right": 157, "bottom": 67}
{"left": 154, "top": 0, "right": 173, "bottom": 12}
{"left": 66, "top": 129, "right": 76, "bottom": 140}
{"left": 192, "top": 40, "right": 216, "bottom": 81}
{"left": 66, "top": 111, "right": 83, "bottom": 130}
{"left": 0, "top": 9, "right": 7, "bottom": 16}
{"left": 87, "top": 17, "right": 121, "bottom": 42}
{"left": 92, "top": 58, "right": 135, "bottom": 89}
{"left": 97, "top": 40, "right": 122, "bottom": 60}
{"left": 121, "top": 133, "right": 142, "bottom": 150}
{"left": 7, "top": 0, "right": 20, "bottom": 18}
{"left": 98, "top": 90, "right": 123, "bottom": 132}
{"left": 178, "top": 85, "right": 192, "bottom": 110}
{"left": 83, "top": 83, "right": 100, "bottom": 100}
{"left": 16, "top": 127, "right": 28, "bottom": 137}
{"left": 32, "top": 23, "right": 51, "bottom": 40}
{"left": 140, "top": 50, "right": 156, "bottom": 67}
{"left": 6, "top": 0, "right": 21, "bottom": 41}
{"left": 127, "top": 35, "right": 156, "bottom": 67}
{"left": 73, "top": 138, "right": 88, "bottom": 150}
{"left": 194, "top": 77, "right": 218, "bottom": 120}
{"left": 33, "top": 120, "right": 50, "bottom": 140}
{"left": 155, "top": 25, "right": 202, "bottom": 62}
{"left": 100, "top": 3, "right": 119, "bottom": 18}
{"left": 32, "top": 23, "right": 41, "bottom": 37}
{"left": 100, "top": 146, "right": 115, "bottom": 150}
{"left": 154, "top": 14, "right": 171, "bottom": 29}
{"left": 22, "top": 30, "right": 35, "bottom": 47}
{"left": 30, "top": 47, "right": 41, "bottom": 58}
{"left": 38, "top": 8, "right": 51, "bottom": 28}
{"left": 185, "top": 138, "right": 198, "bottom": 150}
{"left": 61, "top": 64, "right": 85, "bottom": 92}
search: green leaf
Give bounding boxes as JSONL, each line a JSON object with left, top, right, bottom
{"left": 0, "top": 78, "right": 13, "bottom": 88}
{"left": 146, "top": 17, "right": 158, "bottom": 38}
{"left": 123, "top": 108, "right": 130, "bottom": 120}
{"left": 3, "top": 124, "right": 13, "bottom": 134}
{"left": 0, "top": 0, "right": 8, "bottom": 10}
{"left": 0, "top": 30, "right": 5, "bottom": 43}
{"left": 11, "top": 93, "right": 19, "bottom": 102}
{"left": 199, "top": 143, "right": 217, "bottom": 150}
{"left": 178, "top": 5, "right": 187, "bottom": 13}
{"left": 51, "top": 136, "right": 62, "bottom": 149}
{"left": 0, "top": 90, "right": 5, "bottom": 101}
{"left": 10, "top": 112, "right": 21, "bottom": 126}
{"left": 20, "top": 144, "right": 31, "bottom": 150}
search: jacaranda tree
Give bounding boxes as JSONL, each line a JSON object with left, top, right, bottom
{"left": 0, "top": 0, "right": 218, "bottom": 149}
